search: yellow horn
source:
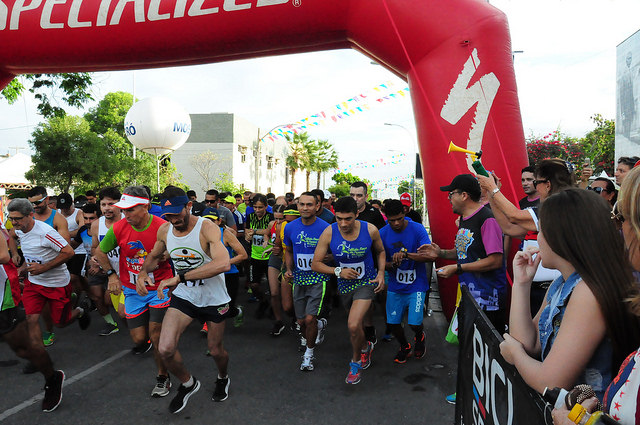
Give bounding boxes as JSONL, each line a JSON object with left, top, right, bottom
{"left": 447, "top": 141, "right": 478, "bottom": 160}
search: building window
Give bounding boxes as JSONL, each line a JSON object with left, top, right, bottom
{"left": 266, "top": 155, "right": 274, "bottom": 170}
{"left": 238, "top": 145, "right": 248, "bottom": 163}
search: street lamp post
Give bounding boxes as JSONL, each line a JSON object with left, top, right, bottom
{"left": 384, "top": 123, "right": 417, "bottom": 204}
{"left": 255, "top": 123, "right": 292, "bottom": 193}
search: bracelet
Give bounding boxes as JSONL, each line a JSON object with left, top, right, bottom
{"left": 456, "top": 264, "right": 463, "bottom": 275}
{"left": 490, "top": 187, "right": 500, "bottom": 198}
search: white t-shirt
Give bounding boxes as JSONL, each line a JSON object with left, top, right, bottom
{"left": 17, "top": 220, "right": 70, "bottom": 288}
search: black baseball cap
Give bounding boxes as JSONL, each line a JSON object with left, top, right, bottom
{"left": 439, "top": 174, "right": 481, "bottom": 199}
{"left": 57, "top": 193, "right": 73, "bottom": 209}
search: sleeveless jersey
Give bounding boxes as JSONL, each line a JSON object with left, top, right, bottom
{"left": 246, "top": 211, "right": 273, "bottom": 260}
{"left": 43, "top": 209, "right": 56, "bottom": 227}
{"left": 16, "top": 220, "right": 70, "bottom": 288}
{"left": 167, "top": 217, "right": 230, "bottom": 307}
{"left": 283, "top": 217, "right": 329, "bottom": 286}
{"left": 221, "top": 228, "right": 238, "bottom": 274}
{"left": 110, "top": 215, "right": 173, "bottom": 291}
{"left": 62, "top": 208, "right": 86, "bottom": 254}
{"left": 329, "top": 220, "right": 376, "bottom": 294}
{"left": 98, "top": 216, "right": 121, "bottom": 273}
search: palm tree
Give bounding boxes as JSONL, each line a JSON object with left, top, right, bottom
{"left": 313, "top": 139, "right": 339, "bottom": 189}
{"left": 302, "top": 139, "right": 320, "bottom": 191}
{"left": 285, "top": 132, "right": 310, "bottom": 193}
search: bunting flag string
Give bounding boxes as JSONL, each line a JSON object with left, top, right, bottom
{"left": 336, "top": 153, "right": 407, "bottom": 172}
{"left": 368, "top": 174, "right": 413, "bottom": 186}
{"left": 262, "top": 81, "right": 410, "bottom": 142}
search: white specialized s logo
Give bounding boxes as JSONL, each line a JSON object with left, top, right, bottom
{"left": 440, "top": 48, "right": 500, "bottom": 173}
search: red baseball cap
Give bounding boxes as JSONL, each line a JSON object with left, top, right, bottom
{"left": 400, "top": 192, "right": 411, "bottom": 206}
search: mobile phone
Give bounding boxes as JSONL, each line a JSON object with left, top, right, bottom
{"left": 583, "top": 158, "right": 591, "bottom": 167}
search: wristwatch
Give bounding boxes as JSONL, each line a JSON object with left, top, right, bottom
{"left": 400, "top": 247, "right": 408, "bottom": 258}
{"left": 334, "top": 267, "right": 342, "bottom": 277}
{"left": 178, "top": 271, "right": 187, "bottom": 283}
{"left": 106, "top": 269, "right": 116, "bottom": 277}
{"left": 490, "top": 187, "right": 500, "bottom": 198}
{"left": 456, "top": 264, "right": 463, "bottom": 275}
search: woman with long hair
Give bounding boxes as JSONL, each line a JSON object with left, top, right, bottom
{"left": 500, "top": 188, "right": 640, "bottom": 400}
{"left": 552, "top": 166, "right": 640, "bottom": 424}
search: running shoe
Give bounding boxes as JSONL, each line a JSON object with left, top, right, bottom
{"left": 360, "top": 341, "right": 374, "bottom": 370}
{"left": 151, "top": 374, "right": 171, "bottom": 397}
{"left": 382, "top": 333, "right": 394, "bottom": 342}
{"left": 290, "top": 317, "right": 299, "bottom": 332}
{"left": 394, "top": 343, "right": 412, "bottom": 364}
{"left": 270, "top": 321, "right": 285, "bottom": 337}
{"left": 234, "top": 306, "right": 244, "bottom": 327}
{"left": 98, "top": 323, "right": 119, "bottom": 336}
{"left": 300, "top": 354, "right": 314, "bottom": 371}
{"left": 345, "top": 361, "right": 362, "bottom": 385}
{"left": 212, "top": 376, "right": 230, "bottom": 402}
{"left": 169, "top": 377, "right": 200, "bottom": 414}
{"left": 445, "top": 393, "right": 456, "bottom": 404}
{"left": 201, "top": 322, "right": 208, "bottom": 334}
{"left": 42, "top": 331, "right": 56, "bottom": 347}
{"left": 315, "top": 318, "right": 327, "bottom": 345}
{"left": 42, "top": 370, "right": 65, "bottom": 412}
{"left": 132, "top": 340, "right": 152, "bottom": 355}
{"left": 414, "top": 331, "right": 427, "bottom": 359}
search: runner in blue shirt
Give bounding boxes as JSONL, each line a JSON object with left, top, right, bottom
{"left": 312, "top": 196, "right": 385, "bottom": 385}
{"left": 283, "top": 192, "right": 329, "bottom": 372}
{"left": 379, "top": 200, "right": 432, "bottom": 364}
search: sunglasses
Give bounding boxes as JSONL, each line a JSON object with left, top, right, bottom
{"left": 448, "top": 191, "right": 462, "bottom": 199}
{"left": 31, "top": 196, "right": 47, "bottom": 206}
{"left": 532, "top": 179, "right": 548, "bottom": 187}
{"left": 588, "top": 186, "right": 605, "bottom": 194}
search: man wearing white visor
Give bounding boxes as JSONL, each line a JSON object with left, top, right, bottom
{"left": 95, "top": 186, "right": 176, "bottom": 399}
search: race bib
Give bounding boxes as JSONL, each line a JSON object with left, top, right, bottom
{"left": 185, "top": 279, "right": 204, "bottom": 287}
{"left": 296, "top": 253, "right": 314, "bottom": 271}
{"left": 252, "top": 234, "right": 264, "bottom": 246}
{"left": 107, "top": 246, "right": 120, "bottom": 259}
{"left": 24, "top": 255, "right": 44, "bottom": 265}
{"left": 128, "top": 271, "right": 154, "bottom": 285}
{"left": 340, "top": 261, "right": 365, "bottom": 279}
{"left": 396, "top": 269, "right": 416, "bottom": 284}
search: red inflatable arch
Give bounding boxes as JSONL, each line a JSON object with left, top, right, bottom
{"left": 0, "top": 0, "right": 528, "bottom": 317}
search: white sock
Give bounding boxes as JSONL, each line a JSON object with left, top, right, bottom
{"left": 218, "top": 373, "right": 228, "bottom": 380}
{"left": 305, "top": 347, "right": 314, "bottom": 357}
{"left": 184, "top": 375, "right": 194, "bottom": 388}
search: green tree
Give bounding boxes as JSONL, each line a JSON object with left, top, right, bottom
{"left": 285, "top": 132, "right": 311, "bottom": 193}
{"left": 2, "top": 73, "right": 94, "bottom": 118}
{"left": 328, "top": 172, "right": 369, "bottom": 198}
{"left": 312, "top": 139, "right": 339, "bottom": 189}
{"left": 578, "top": 114, "right": 615, "bottom": 175}
{"left": 526, "top": 130, "right": 584, "bottom": 167}
{"left": 26, "top": 115, "right": 109, "bottom": 192}
{"left": 83, "top": 92, "right": 179, "bottom": 190}
{"left": 302, "top": 138, "right": 319, "bottom": 191}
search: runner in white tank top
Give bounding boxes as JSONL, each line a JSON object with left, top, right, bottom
{"left": 137, "top": 191, "right": 235, "bottom": 413}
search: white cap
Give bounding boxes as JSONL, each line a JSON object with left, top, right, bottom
{"left": 113, "top": 193, "right": 149, "bottom": 210}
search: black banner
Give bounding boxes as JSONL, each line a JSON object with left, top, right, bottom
{"left": 454, "top": 287, "right": 552, "bottom": 425}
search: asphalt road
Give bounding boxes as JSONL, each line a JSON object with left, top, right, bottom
{"left": 0, "top": 284, "right": 457, "bottom": 425}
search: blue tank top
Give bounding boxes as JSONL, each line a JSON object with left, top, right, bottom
{"left": 44, "top": 209, "right": 56, "bottom": 227}
{"left": 220, "top": 228, "right": 238, "bottom": 274}
{"left": 329, "top": 220, "right": 376, "bottom": 294}
{"left": 539, "top": 272, "right": 612, "bottom": 400}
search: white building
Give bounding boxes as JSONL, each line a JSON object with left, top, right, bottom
{"left": 171, "top": 113, "right": 291, "bottom": 195}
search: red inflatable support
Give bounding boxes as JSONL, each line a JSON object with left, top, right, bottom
{"left": 0, "top": 0, "right": 528, "bottom": 317}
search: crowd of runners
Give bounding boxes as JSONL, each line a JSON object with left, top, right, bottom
{"left": 0, "top": 182, "right": 433, "bottom": 414}
{"left": 3, "top": 154, "right": 640, "bottom": 423}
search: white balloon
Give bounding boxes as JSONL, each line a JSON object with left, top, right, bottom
{"left": 124, "top": 97, "right": 191, "bottom": 155}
